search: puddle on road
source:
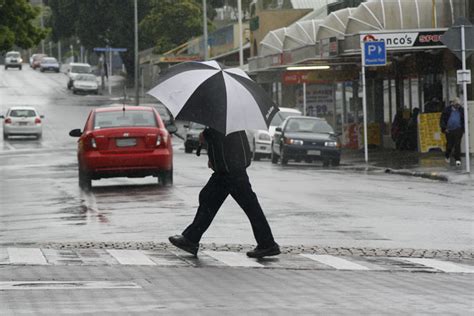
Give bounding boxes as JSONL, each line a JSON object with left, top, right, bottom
{"left": 55, "top": 181, "right": 186, "bottom": 226}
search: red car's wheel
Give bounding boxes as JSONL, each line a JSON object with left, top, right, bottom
{"left": 159, "top": 169, "right": 173, "bottom": 186}
{"left": 78, "top": 166, "right": 92, "bottom": 190}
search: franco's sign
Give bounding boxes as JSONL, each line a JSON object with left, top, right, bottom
{"left": 359, "top": 30, "right": 446, "bottom": 50}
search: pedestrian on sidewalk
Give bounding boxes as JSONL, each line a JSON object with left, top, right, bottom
{"left": 169, "top": 127, "right": 280, "bottom": 259}
{"left": 440, "top": 97, "right": 465, "bottom": 166}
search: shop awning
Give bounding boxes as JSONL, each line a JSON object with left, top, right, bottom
{"left": 316, "top": 7, "right": 354, "bottom": 41}
{"left": 343, "top": 0, "right": 456, "bottom": 53}
{"left": 290, "top": 0, "right": 338, "bottom": 10}
{"left": 260, "top": 28, "right": 288, "bottom": 56}
{"left": 283, "top": 19, "right": 323, "bottom": 50}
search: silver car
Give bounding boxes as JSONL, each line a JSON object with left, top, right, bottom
{"left": 1, "top": 107, "right": 44, "bottom": 139}
{"left": 39, "top": 57, "right": 60, "bottom": 72}
{"left": 4, "top": 51, "right": 23, "bottom": 70}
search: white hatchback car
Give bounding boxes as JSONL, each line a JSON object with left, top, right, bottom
{"left": 1, "top": 107, "right": 44, "bottom": 139}
{"left": 66, "top": 62, "right": 92, "bottom": 89}
{"left": 246, "top": 107, "right": 302, "bottom": 160}
{"left": 72, "top": 74, "right": 99, "bottom": 94}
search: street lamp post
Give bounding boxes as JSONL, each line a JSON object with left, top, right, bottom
{"left": 203, "top": 0, "right": 208, "bottom": 60}
{"left": 134, "top": 0, "right": 139, "bottom": 106}
{"left": 238, "top": 0, "right": 243, "bottom": 67}
{"left": 40, "top": 0, "right": 45, "bottom": 54}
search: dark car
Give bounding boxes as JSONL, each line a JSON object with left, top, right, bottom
{"left": 271, "top": 116, "right": 341, "bottom": 166}
{"left": 184, "top": 122, "right": 206, "bottom": 153}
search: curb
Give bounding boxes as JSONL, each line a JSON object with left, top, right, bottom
{"left": 2, "top": 242, "right": 472, "bottom": 259}
{"left": 384, "top": 168, "right": 449, "bottom": 182}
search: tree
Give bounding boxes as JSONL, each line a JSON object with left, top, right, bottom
{"left": 0, "top": 0, "right": 47, "bottom": 52}
{"left": 46, "top": 0, "right": 212, "bottom": 77}
{"left": 140, "top": 0, "right": 203, "bottom": 54}
{"left": 46, "top": 0, "right": 152, "bottom": 77}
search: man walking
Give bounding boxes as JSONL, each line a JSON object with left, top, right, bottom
{"left": 440, "top": 97, "right": 465, "bottom": 166}
{"left": 169, "top": 127, "right": 280, "bottom": 258}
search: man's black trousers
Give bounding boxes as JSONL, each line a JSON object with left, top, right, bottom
{"left": 182, "top": 170, "right": 276, "bottom": 248}
{"left": 445, "top": 128, "right": 464, "bottom": 161}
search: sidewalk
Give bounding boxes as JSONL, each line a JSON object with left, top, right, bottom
{"left": 341, "top": 148, "right": 474, "bottom": 184}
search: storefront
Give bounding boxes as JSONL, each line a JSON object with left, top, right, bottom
{"left": 248, "top": 0, "right": 472, "bottom": 151}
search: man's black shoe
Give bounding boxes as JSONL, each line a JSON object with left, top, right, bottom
{"left": 246, "top": 243, "right": 281, "bottom": 258}
{"left": 168, "top": 235, "right": 199, "bottom": 257}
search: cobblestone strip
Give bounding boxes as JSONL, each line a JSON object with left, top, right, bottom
{"left": 1, "top": 242, "right": 471, "bottom": 260}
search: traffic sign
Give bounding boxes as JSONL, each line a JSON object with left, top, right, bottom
{"left": 93, "top": 47, "right": 128, "bottom": 52}
{"left": 457, "top": 69, "right": 471, "bottom": 84}
{"left": 363, "top": 41, "right": 386, "bottom": 66}
{"left": 441, "top": 17, "right": 474, "bottom": 61}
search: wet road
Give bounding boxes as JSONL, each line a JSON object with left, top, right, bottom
{"left": 0, "top": 65, "right": 473, "bottom": 252}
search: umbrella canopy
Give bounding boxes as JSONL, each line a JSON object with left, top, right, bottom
{"left": 147, "top": 60, "right": 279, "bottom": 135}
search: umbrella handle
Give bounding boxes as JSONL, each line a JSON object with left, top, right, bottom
{"left": 196, "top": 144, "right": 202, "bottom": 156}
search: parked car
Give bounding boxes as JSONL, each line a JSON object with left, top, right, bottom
{"left": 246, "top": 107, "right": 302, "bottom": 160}
{"left": 4, "top": 51, "right": 23, "bottom": 70}
{"left": 31, "top": 54, "right": 47, "bottom": 69}
{"left": 271, "top": 116, "right": 341, "bottom": 166}
{"left": 1, "top": 106, "right": 44, "bottom": 139}
{"left": 39, "top": 57, "right": 60, "bottom": 72}
{"left": 66, "top": 62, "right": 92, "bottom": 89}
{"left": 184, "top": 122, "right": 206, "bottom": 153}
{"left": 72, "top": 74, "right": 99, "bottom": 94}
{"left": 142, "top": 102, "right": 175, "bottom": 127}
{"left": 69, "top": 106, "right": 176, "bottom": 189}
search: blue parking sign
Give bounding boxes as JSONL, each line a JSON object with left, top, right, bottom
{"left": 364, "top": 41, "right": 386, "bottom": 66}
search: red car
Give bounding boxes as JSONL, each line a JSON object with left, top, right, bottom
{"left": 69, "top": 106, "right": 176, "bottom": 189}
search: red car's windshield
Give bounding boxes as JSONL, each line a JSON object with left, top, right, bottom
{"left": 93, "top": 111, "right": 158, "bottom": 129}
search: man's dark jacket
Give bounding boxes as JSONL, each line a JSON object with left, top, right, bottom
{"left": 203, "top": 128, "right": 251, "bottom": 173}
{"left": 440, "top": 105, "right": 465, "bottom": 133}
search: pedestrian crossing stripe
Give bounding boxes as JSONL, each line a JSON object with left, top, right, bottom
{"left": 203, "top": 251, "right": 265, "bottom": 268}
{"left": 106, "top": 250, "right": 156, "bottom": 266}
{"left": 396, "top": 258, "right": 474, "bottom": 274}
{"left": 301, "top": 254, "right": 370, "bottom": 270}
{"left": 7, "top": 248, "right": 48, "bottom": 265}
{"left": 0, "top": 248, "right": 472, "bottom": 273}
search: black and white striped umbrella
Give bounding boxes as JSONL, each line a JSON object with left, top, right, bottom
{"left": 147, "top": 60, "right": 279, "bottom": 135}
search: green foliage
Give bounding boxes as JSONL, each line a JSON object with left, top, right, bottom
{"left": 0, "top": 0, "right": 47, "bottom": 52}
{"left": 45, "top": 0, "right": 214, "bottom": 76}
{"left": 140, "top": 0, "right": 203, "bottom": 54}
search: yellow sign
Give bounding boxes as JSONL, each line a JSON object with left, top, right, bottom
{"left": 418, "top": 112, "right": 446, "bottom": 153}
{"left": 359, "top": 123, "right": 382, "bottom": 147}
{"left": 342, "top": 123, "right": 381, "bottom": 149}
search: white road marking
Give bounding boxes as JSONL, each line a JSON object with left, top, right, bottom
{"left": 2, "top": 141, "right": 16, "bottom": 150}
{"left": 7, "top": 248, "right": 48, "bottom": 265}
{"left": 0, "top": 281, "right": 141, "bottom": 290}
{"left": 301, "top": 254, "right": 370, "bottom": 270}
{"left": 106, "top": 249, "right": 156, "bottom": 265}
{"left": 398, "top": 258, "right": 474, "bottom": 273}
{"left": 203, "top": 251, "right": 265, "bottom": 267}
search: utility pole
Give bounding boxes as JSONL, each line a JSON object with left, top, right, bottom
{"left": 58, "top": 41, "right": 62, "bottom": 64}
{"left": 238, "top": 0, "right": 243, "bottom": 67}
{"left": 203, "top": 0, "right": 208, "bottom": 60}
{"left": 134, "top": 0, "right": 139, "bottom": 106}
{"left": 40, "top": 0, "right": 45, "bottom": 54}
